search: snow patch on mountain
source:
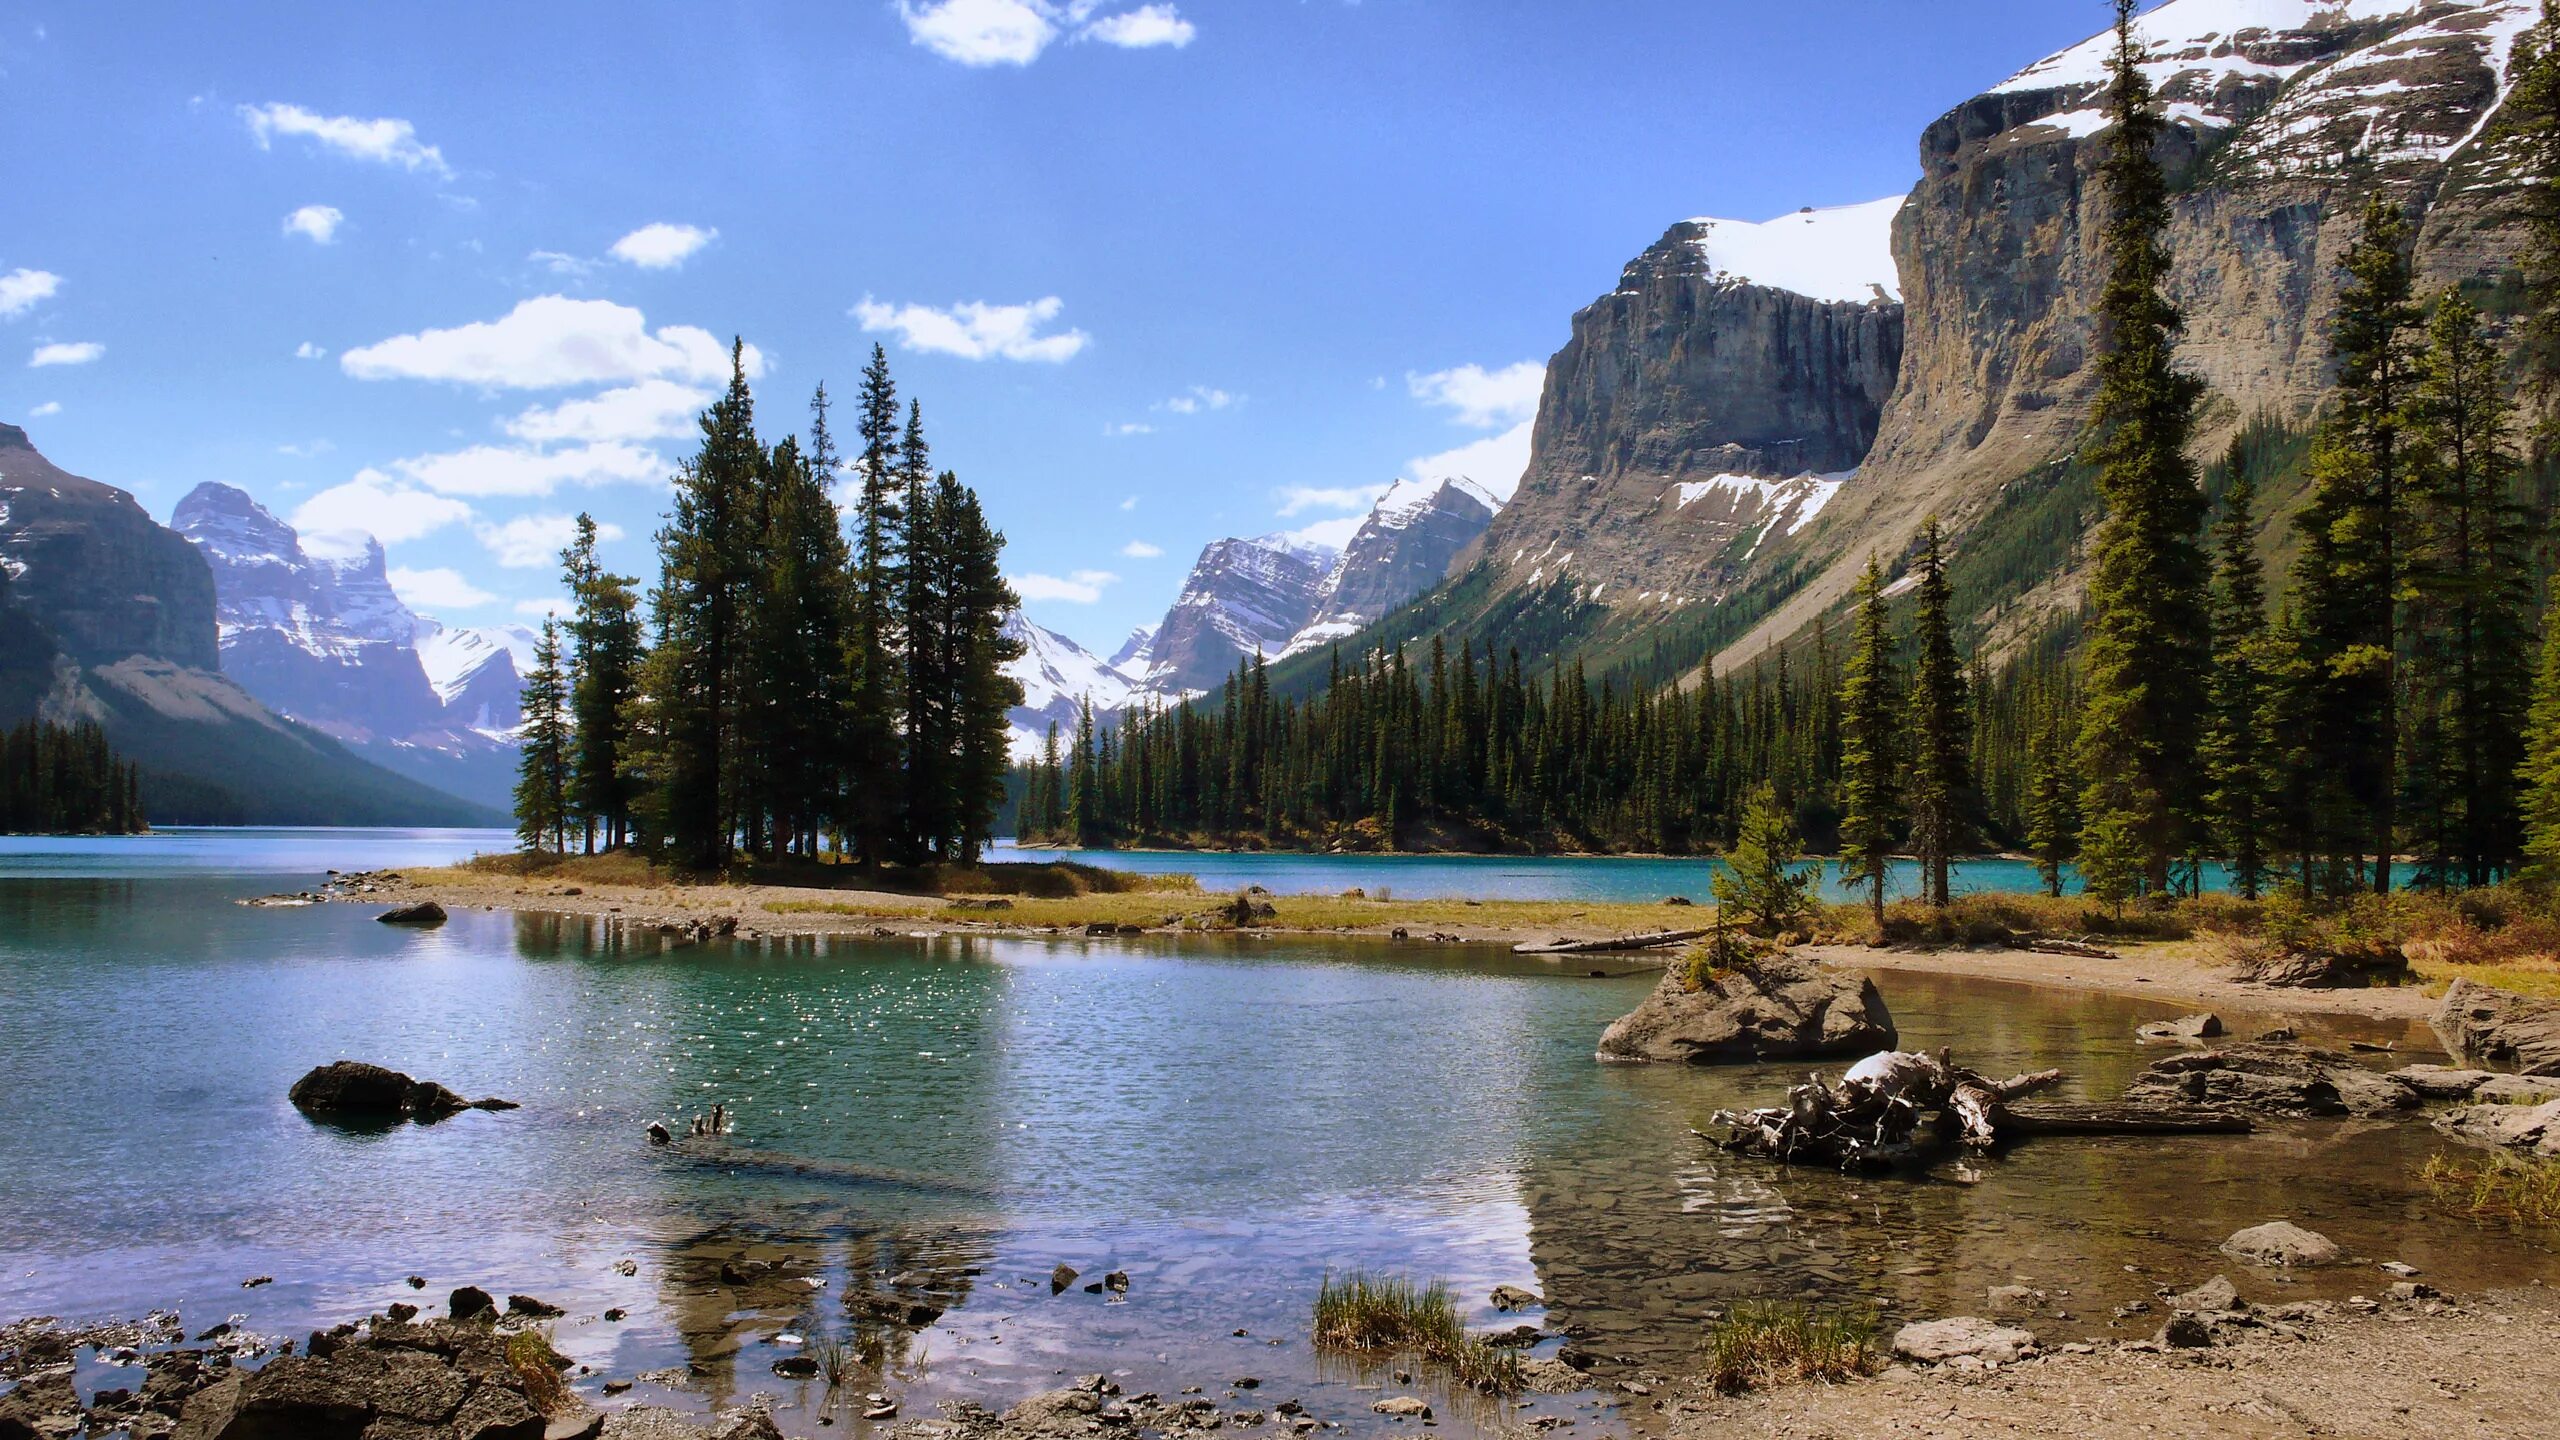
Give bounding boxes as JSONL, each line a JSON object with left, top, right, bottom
{"left": 1682, "top": 197, "right": 1905, "bottom": 305}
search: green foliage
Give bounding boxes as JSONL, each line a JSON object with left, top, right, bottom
{"left": 2423, "top": 1150, "right": 2560, "bottom": 1228}
{"left": 1713, "top": 783, "right": 1816, "bottom": 935}
{"left": 1702, "top": 1300, "right": 1881, "bottom": 1395}
{"left": 513, "top": 618, "right": 571, "bottom": 854}
{"left": 0, "top": 719, "right": 143, "bottom": 834}
{"left": 2495, "top": 2, "right": 2560, "bottom": 452}
{"left": 561, "top": 513, "right": 644, "bottom": 852}
{"left": 1311, "top": 1272, "right": 1520, "bottom": 1393}
{"left": 2204, "top": 443, "right": 2275, "bottom": 898}
{"left": 2521, "top": 603, "right": 2560, "bottom": 881}
{"left": 1834, "top": 555, "right": 1902, "bottom": 923}
{"left": 1905, "top": 518, "right": 1974, "bottom": 906}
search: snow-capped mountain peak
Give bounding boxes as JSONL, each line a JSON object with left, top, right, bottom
{"left": 1681, "top": 196, "right": 1905, "bottom": 305}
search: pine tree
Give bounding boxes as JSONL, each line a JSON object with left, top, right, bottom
{"left": 1906, "top": 517, "right": 1973, "bottom": 907}
{"left": 2500, "top": 0, "right": 2560, "bottom": 454}
{"left": 939, "top": 475, "right": 1026, "bottom": 862}
{"left": 2203, "top": 443, "right": 2274, "bottom": 898}
{"left": 2519, "top": 601, "right": 2560, "bottom": 880}
{"left": 562, "top": 514, "right": 643, "bottom": 852}
{"left": 653, "top": 342, "right": 761, "bottom": 869}
{"left": 750, "top": 422, "right": 855, "bottom": 859}
{"left": 897, "top": 401, "right": 949, "bottom": 861}
{"left": 514, "top": 618, "right": 572, "bottom": 854}
{"left": 1713, "top": 781, "right": 1815, "bottom": 936}
{"left": 844, "top": 344, "right": 905, "bottom": 868}
{"left": 1834, "top": 555, "right": 1903, "bottom": 928}
{"left": 2025, "top": 697, "right": 2079, "bottom": 898}
{"left": 2074, "top": 0, "right": 2213, "bottom": 897}
{"left": 2403, "top": 290, "right": 2536, "bottom": 886}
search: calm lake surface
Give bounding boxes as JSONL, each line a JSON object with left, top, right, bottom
{"left": 1, "top": 829, "right": 2550, "bottom": 1437}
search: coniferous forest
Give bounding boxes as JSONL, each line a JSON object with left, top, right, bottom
{"left": 512, "top": 344, "right": 1025, "bottom": 871}
{"left": 0, "top": 720, "right": 144, "bottom": 834}
{"left": 1018, "top": 3, "right": 2560, "bottom": 903}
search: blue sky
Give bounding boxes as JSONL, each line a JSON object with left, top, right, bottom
{"left": 0, "top": 0, "right": 2105, "bottom": 652}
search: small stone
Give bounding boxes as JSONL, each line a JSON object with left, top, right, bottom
{"left": 1891, "top": 1317, "right": 2036, "bottom": 1366}
{"left": 773, "top": 1355, "right": 820, "bottom": 1378}
{"left": 385, "top": 1303, "right": 419, "bottom": 1323}
{"left": 614, "top": 1259, "right": 639, "bottom": 1277}
{"left": 1104, "top": 1270, "right": 1130, "bottom": 1293}
{"left": 1232, "top": 1377, "right": 1260, "bottom": 1390}
{"left": 2378, "top": 1261, "right": 2420, "bottom": 1277}
{"left": 603, "top": 1308, "right": 626, "bottom": 1322}
{"left": 506, "top": 1294, "right": 565, "bottom": 1318}
{"left": 407, "top": 1275, "right": 427, "bottom": 1289}
{"left": 1372, "top": 1397, "right": 1432, "bottom": 1419}
{"left": 242, "top": 1276, "right": 273, "bottom": 1289}
{"left": 2221, "top": 1221, "right": 2341, "bottom": 1267}
{"left": 2172, "top": 1276, "right": 2241, "bottom": 1313}
{"left": 865, "top": 1403, "right": 898, "bottom": 1420}
{"left": 603, "top": 1381, "right": 634, "bottom": 1396}
{"left": 1051, "top": 1264, "right": 1080, "bottom": 1295}
{"left": 448, "top": 1286, "right": 496, "bottom": 1322}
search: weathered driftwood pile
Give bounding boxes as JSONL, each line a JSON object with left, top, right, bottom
{"left": 1707, "top": 1047, "right": 2249, "bottom": 1170}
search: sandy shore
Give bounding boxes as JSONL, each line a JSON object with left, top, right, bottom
{"left": 1800, "top": 941, "right": 2444, "bottom": 1027}
{"left": 1677, "top": 1283, "right": 2560, "bottom": 1439}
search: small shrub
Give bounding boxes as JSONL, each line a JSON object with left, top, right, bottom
{"left": 2424, "top": 1151, "right": 2560, "bottom": 1227}
{"left": 1702, "top": 1300, "right": 1881, "bottom": 1394}
{"left": 504, "top": 1327, "right": 573, "bottom": 1414}
{"left": 1680, "top": 928, "right": 1767, "bottom": 993}
{"left": 1312, "top": 1272, "right": 1519, "bottom": 1393}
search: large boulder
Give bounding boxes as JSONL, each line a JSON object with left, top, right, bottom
{"left": 2433, "top": 1097, "right": 2560, "bottom": 1159}
{"left": 2432, "top": 979, "right": 2560, "bottom": 1076}
{"left": 2221, "top": 1221, "right": 2341, "bottom": 1267}
{"left": 1596, "top": 952, "right": 1894, "bottom": 1064}
{"left": 288, "top": 1061, "right": 512, "bottom": 1123}
{"left": 2122, "top": 1040, "right": 2416, "bottom": 1118}
{"left": 2231, "top": 945, "right": 2412, "bottom": 989}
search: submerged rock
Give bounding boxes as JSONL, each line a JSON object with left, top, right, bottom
{"left": 1890, "top": 1317, "right": 2035, "bottom": 1365}
{"left": 377, "top": 901, "right": 449, "bottom": 926}
{"left": 1595, "top": 953, "right": 1895, "bottom": 1064}
{"left": 2433, "top": 979, "right": 2560, "bottom": 1076}
{"left": 2135, "top": 1013, "right": 2222, "bottom": 1045}
{"left": 2221, "top": 1221, "right": 2341, "bottom": 1267}
{"left": 288, "top": 1061, "right": 514, "bottom": 1123}
{"left": 2122, "top": 1040, "right": 2416, "bottom": 1118}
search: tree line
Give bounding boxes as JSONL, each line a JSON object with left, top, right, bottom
{"left": 514, "top": 344, "right": 1024, "bottom": 870}
{"left": 1021, "top": 2, "right": 2560, "bottom": 905}
{"left": 0, "top": 720, "right": 143, "bottom": 834}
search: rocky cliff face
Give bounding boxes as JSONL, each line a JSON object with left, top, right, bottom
{"left": 1468, "top": 200, "right": 1905, "bottom": 614}
{"left": 1281, "top": 477, "right": 1500, "bottom": 659}
{"left": 1142, "top": 535, "right": 1337, "bottom": 695}
{"left": 1721, "top": 0, "right": 2542, "bottom": 665}
{"left": 0, "top": 424, "right": 218, "bottom": 670}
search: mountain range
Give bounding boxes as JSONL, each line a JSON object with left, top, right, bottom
{"left": 0, "top": 424, "right": 504, "bottom": 826}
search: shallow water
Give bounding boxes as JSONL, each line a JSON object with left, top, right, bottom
{"left": 0, "top": 832, "right": 2551, "bottom": 1437}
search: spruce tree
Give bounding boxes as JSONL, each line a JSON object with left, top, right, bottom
{"left": 2519, "top": 601, "right": 2560, "bottom": 880}
{"left": 2025, "top": 697, "right": 2079, "bottom": 898}
{"left": 939, "top": 474, "right": 1026, "bottom": 861}
{"left": 1834, "top": 555, "right": 1902, "bottom": 928}
{"left": 2074, "top": 0, "right": 2212, "bottom": 897}
{"left": 751, "top": 426, "right": 854, "bottom": 859}
{"left": 844, "top": 344, "right": 905, "bottom": 867}
{"left": 514, "top": 618, "right": 572, "bottom": 854}
{"left": 898, "top": 401, "right": 950, "bottom": 861}
{"left": 1712, "top": 781, "right": 1815, "bottom": 936}
{"left": 1906, "top": 517, "right": 1973, "bottom": 907}
{"left": 2203, "top": 443, "right": 2274, "bottom": 898}
{"left": 562, "top": 513, "right": 643, "bottom": 852}
{"left": 653, "top": 342, "right": 761, "bottom": 868}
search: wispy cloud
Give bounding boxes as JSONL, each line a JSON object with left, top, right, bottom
{"left": 1404, "top": 421, "right": 1532, "bottom": 500}
{"left": 0, "top": 268, "right": 60, "bottom": 320}
{"left": 387, "top": 565, "right": 497, "bottom": 610}
{"left": 1275, "top": 484, "right": 1380, "bottom": 517}
{"left": 1407, "top": 360, "right": 1544, "bottom": 429}
{"left": 609, "top": 222, "right": 717, "bottom": 270}
{"left": 1159, "top": 384, "right": 1236, "bottom": 415}
{"left": 1011, "top": 568, "right": 1119, "bottom": 603}
{"left": 29, "top": 341, "right": 102, "bottom": 367}
{"left": 294, "top": 341, "right": 327, "bottom": 360}
{"left": 343, "top": 296, "right": 755, "bottom": 389}
{"left": 854, "top": 295, "right": 1088, "bottom": 363}
{"left": 503, "top": 379, "right": 708, "bottom": 445}
{"left": 381, "top": 441, "right": 667, "bottom": 499}
{"left": 901, "top": 0, "right": 1196, "bottom": 66}
{"left": 283, "top": 204, "right": 343, "bottom": 244}
{"left": 1107, "top": 421, "right": 1154, "bottom": 436}
{"left": 28, "top": 401, "right": 59, "bottom": 417}
{"left": 240, "top": 102, "right": 452, "bottom": 179}
{"left": 1120, "top": 540, "right": 1163, "bottom": 558}
{"left": 290, "top": 473, "right": 474, "bottom": 556}
{"left": 477, "top": 513, "right": 626, "bottom": 568}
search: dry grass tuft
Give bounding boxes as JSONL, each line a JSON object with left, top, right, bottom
{"left": 2424, "top": 1151, "right": 2560, "bottom": 1227}
{"left": 1312, "top": 1272, "right": 1520, "bottom": 1393}
{"left": 1701, "top": 1300, "right": 1881, "bottom": 1394}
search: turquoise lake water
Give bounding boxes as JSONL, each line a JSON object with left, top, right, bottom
{"left": 0, "top": 830, "right": 2544, "bottom": 1437}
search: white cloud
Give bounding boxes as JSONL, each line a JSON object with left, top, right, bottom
{"left": 1120, "top": 540, "right": 1163, "bottom": 558}
{"left": 1286, "top": 515, "right": 1364, "bottom": 550}
{"left": 1407, "top": 360, "right": 1545, "bottom": 429}
{"left": 0, "top": 268, "right": 60, "bottom": 319}
{"left": 1160, "top": 384, "right": 1236, "bottom": 415}
{"left": 1011, "top": 568, "right": 1119, "bottom": 603}
{"left": 240, "top": 102, "right": 452, "bottom": 179}
{"left": 503, "top": 379, "right": 708, "bottom": 444}
{"left": 901, "top": 0, "right": 1058, "bottom": 65}
{"left": 290, "top": 472, "right": 474, "bottom": 555}
{"left": 1403, "top": 419, "right": 1533, "bottom": 501}
{"left": 528, "top": 250, "right": 594, "bottom": 278}
{"left": 477, "top": 513, "right": 627, "bottom": 568}
{"left": 276, "top": 439, "right": 334, "bottom": 458}
{"left": 294, "top": 341, "right": 327, "bottom": 360}
{"left": 515, "top": 596, "right": 574, "bottom": 620}
{"left": 28, "top": 400, "right": 59, "bottom": 417}
{"left": 1084, "top": 4, "right": 1195, "bottom": 49}
{"left": 1276, "top": 484, "right": 1381, "bottom": 517}
{"left": 283, "top": 204, "right": 343, "bottom": 244}
{"left": 1118, "top": 494, "right": 1139, "bottom": 511}
{"left": 854, "top": 294, "right": 1088, "bottom": 363}
{"left": 609, "top": 222, "right": 717, "bottom": 270}
{"left": 342, "top": 296, "right": 757, "bottom": 389}
{"left": 1106, "top": 421, "right": 1154, "bottom": 436}
{"left": 29, "top": 341, "right": 102, "bottom": 367}
{"left": 385, "top": 440, "right": 666, "bottom": 498}
{"left": 388, "top": 566, "right": 497, "bottom": 610}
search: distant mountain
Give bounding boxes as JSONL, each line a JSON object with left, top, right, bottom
{"left": 170, "top": 481, "right": 525, "bottom": 812}
{"left": 0, "top": 425, "right": 500, "bottom": 826}
{"left": 1001, "top": 611, "right": 1138, "bottom": 758}
{"left": 1140, "top": 534, "right": 1337, "bottom": 695}
{"left": 1107, "top": 623, "right": 1159, "bottom": 681}
{"left": 1280, "top": 476, "right": 1500, "bottom": 660}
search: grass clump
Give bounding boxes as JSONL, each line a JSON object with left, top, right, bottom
{"left": 1312, "top": 1272, "right": 1520, "bottom": 1393}
{"left": 504, "top": 1327, "right": 574, "bottom": 1414}
{"left": 2423, "top": 1151, "right": 2560, "bottom": 1227}
{"left": 807, "top": 1332, "right": 855, "bottom": 1390}
{"left": 1702, "top": 1300, "right": 1881, "bottom": 1394}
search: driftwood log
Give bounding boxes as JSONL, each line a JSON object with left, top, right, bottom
{"left": 1514, "top": 928, "right": 1710, "bottom": 955}
{"left": 1706, "top": 1047, "right": 2250, "bottom": 1169}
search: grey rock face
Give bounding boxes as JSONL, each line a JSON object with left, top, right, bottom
{"left": 0, "top": 424, "right": 218, "bottom": 670}
{"left": 1890, "top": 1317, "right": 2035, "bottom": 1365}
{"left": 1283, "top": 478, "right": 1499, "bottom": 658}
{"left": 1143, "top": 536, "right": 1335, "bottom": 696}
{"left": 2433, "top": 978, "right": 2560, "bottom": 1076}
{"left": 2434, "top": 1096, "right": 2560, "bottom": 1158}
{"left": 1595, "top": 952, "right": 1895, "bottom": 1064}
{"left": 2123, "top": 1040, "right": 2418, "bottom": 1118}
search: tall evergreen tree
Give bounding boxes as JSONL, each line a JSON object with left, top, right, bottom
{"left": 2203, "top": 443, "right": 2274, "bottom": 898}
{"left": 2074, "top": 0, "right": 2213, "bottom": 896}
{"left": 514, "top": 618, "right": 572, "bottom": 854}
{"left": 2500, "top": 0, "right": 2560, "bottom": 455}
{"left": 937, "top": 474, "right": 1026, "bottom": 862}
{"left": 844, "top": 344, "right": 906, "bottom": 868}
{"left": 2025, "top": 698, "right": 2079, "bottom": 898}
{"left": 653, "top": 341, "right": 762, "bottom": 868}
{"left": 562, "top": 513, "right": 643, "bottom": 852}
{"left": 897, "top": 401, "right": 950, "bottom": 861}
{"left": 1906, "top": 517, "right": 1973, "bottom": 907}
{"left": 751, "top": 422, "right": 855, "bottom": 858}
{"left": 1835, "top": 555, "right": 1903, "bottom": 928}
{"left": 2519, "top": 600, "right": 2560, "bottom": 881}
